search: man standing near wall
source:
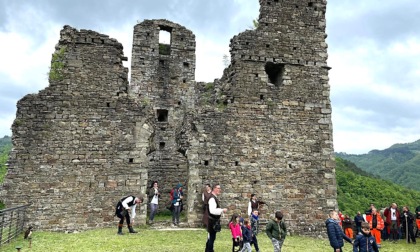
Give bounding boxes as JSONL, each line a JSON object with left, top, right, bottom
{"left": 205, "top": 184, "right": 227, "bottom": 252}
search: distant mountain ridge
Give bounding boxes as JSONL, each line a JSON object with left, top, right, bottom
{"left": 335, "top": 139, "right": 420, "bottom": 191}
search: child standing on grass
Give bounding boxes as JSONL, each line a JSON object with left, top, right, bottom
{"left": 240, "top": 219, "right": 252, "bottom": 252}
{"left": 250, "top": 209, "right": 260, "bottom": 252}
{"left": 266, "top": 211, "right": 287, "bottom": 252}
{"left": 229, "top": 213, "right": 243, "bottom": 252}
{"left": 353, "top": 222, "right": 379, "bottom": 252}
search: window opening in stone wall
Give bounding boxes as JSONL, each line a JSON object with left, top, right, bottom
{"left": 157, "top": 109, "right": 168, "bottom": 122}
{"left": 235, "top": 161, "right": 239, "bottom": 166}
{"left": 308, "top": 2, "right": 313, "bottom": 7}
{"left": 106, "top": 102, "right": 110, "bottom": 107}
{"left": 159, "top": 26, "right": 172, "bottom": 55}
{"left": 159, "top": 142, "right": 165, "bottom": 149}
{"left": 183, "top": 62, "right": 189, "bottom": 67}
{"left": 159, "top": 60, "right": 165, "bottom": 66}
{"left": 265, "top": 62, "right": 285, "bottom": 87}
{"left": 204, "top": 160, "right": 209, "bottom": 166}
{"left": 266, "top": 44, "right": 270, "bottom": 48}
{"left": 260, "top": 95, "right": 264, "bottom": 100}
{"left": 183, "top": 79, "right": 186, "bottom": 83}
{"left": 129, "top": 158, "right": 134, "bottom": 163}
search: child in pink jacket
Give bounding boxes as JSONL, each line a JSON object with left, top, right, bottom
{"left": 229, "top": 213, "right": 243, "bottom": 252}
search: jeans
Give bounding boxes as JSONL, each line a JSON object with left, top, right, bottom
{"left": 172, "top": 205, "right": 181, "bottom": 224}
{"left": 149, "top": 203, "right": 158, "bottom": 221}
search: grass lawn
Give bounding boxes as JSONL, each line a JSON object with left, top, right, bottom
{"left": 1, "top": 226, "right": 418, "bottom": 252}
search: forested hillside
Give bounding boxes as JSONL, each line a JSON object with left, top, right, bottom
{"left": 336, "top": 157, "right": 420, "bottom": 216}
{"left": 0, "top": 135, "right": 12, "bottom": 182}
{"left": 336, "top": 139, "right": 420, "bottom": 191}
{"left": 0, "top": 135, "right": 12, "bottom": 209}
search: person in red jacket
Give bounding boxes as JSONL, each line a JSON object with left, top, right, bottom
{"left": 383, "top": 203, "right": 400, "bottom": 242}
{"left": 365, "top": 208, "right": 384, "bottom": 247}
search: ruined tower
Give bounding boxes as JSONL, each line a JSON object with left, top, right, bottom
{"left": 2, "top": 0, "right": 336, "bottom": 236}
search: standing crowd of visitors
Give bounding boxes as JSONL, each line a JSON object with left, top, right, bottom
{"left": 114, "top": 184, "right": 420, "bottom": 252}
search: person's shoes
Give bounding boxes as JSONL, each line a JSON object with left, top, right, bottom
{"left": 377, "top": 244, "right": 381, "bottom": 248}
{"left": 128, "top": 226, "right": 138, "bottom": 233}
{"left": 149, "top": 220, "right": 153, "bottom": 225}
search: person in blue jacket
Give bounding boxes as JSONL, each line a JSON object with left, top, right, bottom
{"left": 353, "top": 222, "right": 379, "bottom": 252}
{"left": 326, "top": 210, "right": 353, "bottom": 252}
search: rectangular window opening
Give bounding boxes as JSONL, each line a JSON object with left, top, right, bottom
{"left": 159, "top": 26, "right": 172, "bottom": 55}
{"left": 204, "top": 160, "right": 209, "bottom": 166}
{"left": 129, "top": 158, "right": 134, "bottom": 163}
{"left": 159, "top": 142, "right": 166, "bottom": 149}
{"left": 157, "top": 109, "right": 169, "bottom": 122}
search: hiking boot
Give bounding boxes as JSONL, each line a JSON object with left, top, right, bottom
{"left": 128, "top": 225, "right": 138, "bottom": 233}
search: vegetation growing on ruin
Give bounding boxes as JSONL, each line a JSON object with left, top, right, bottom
{"left": 0, "top": 136, "right": 12, "bottom": 210}
{"left": 48, "top": 46, "right": 66, "bottom": 81}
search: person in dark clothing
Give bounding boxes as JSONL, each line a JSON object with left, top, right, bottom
{"left": 202, "top": 183, "right": 212, "bottom": 228}
{"left": 342, "top": 214, "right": 354, "bottom": 239}
{"left": 115, "top": 195, "right": 143, "bottom": 235}
{"left": 353, "top": 222, "right": 379, "bottom": 252}
{"left": 401, "top": 206, "right": 416, "bottom": 244}
{"left": 326, "top": 210, "right": 353, "bottom": 252}
{"left": 205, "top": 184, "right": 227, "bottom": 252}
{"left": 247, "top": 194, "right": 265, "bottom": 216}
{"left": 354, "top": 211, "right": 365, "bottom": 234}
{"left": 266, "top": 211, "right": 287, "bottom": 252}
{"left": 241, "top": 219, "right": 252, "bottom": 252}
{"left": 250, "top": 209, "right": 260, "bottom": 252}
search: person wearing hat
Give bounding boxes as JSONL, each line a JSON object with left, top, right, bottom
{"left": 115, "top": 195, "right": 143, "bottom": 235}
{"left": 171, "top": 183, "right": 184, "bottom": 226}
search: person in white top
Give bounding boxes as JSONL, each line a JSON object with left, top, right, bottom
{"left": 115, "top": 195, "right": 143, "bottom": 235}
{"left": 205, "top": 183, "right": 227, "bottom": 252}
{"left": 148, "top": 181, "right": 160, "bottom": 224}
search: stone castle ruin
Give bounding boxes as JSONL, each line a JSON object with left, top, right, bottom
{"left": 2, "top": 0, "right": 337, "bottom": 235}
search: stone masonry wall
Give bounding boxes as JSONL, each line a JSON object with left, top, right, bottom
{"left": 2, "top": 0, "right": 336, "bottom": 236}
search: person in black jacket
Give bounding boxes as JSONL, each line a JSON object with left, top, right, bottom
{"left": 401, "top": 206, "right": 416, "bottom": 244}
{"left": 353, "top": 222, "right": 379, "bottom": 252}
{"left": 326, "top": 210, "right": 353, "bottom": 252}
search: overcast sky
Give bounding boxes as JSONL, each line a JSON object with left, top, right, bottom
{"left": 1, "top": 0, "right": 420, "bottom": 154}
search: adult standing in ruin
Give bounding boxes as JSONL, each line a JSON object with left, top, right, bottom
{"left": 401, "top": 206, "right": 416, "bottom": 244}
{"left": 115, "top": 195, "right": 143, "bottom": 235}
{"left": 148, "top": 181, "right": 160, "bottom": 224}
{"left": 247, "top": 193, "right": 265, "bottom": 217}
{"left": 383, "top": 202, "right": 400, "bottom": 242}
{"left": 205, "top": 183, "right": 227, "bottom": 252}
{"left": 202, "top": 183, "right": 212, "bottom": 227}
{"left": 365, "top": 208, "right": 384, "bottom": 247}
{"left": 171, "top": 183, "right": 184, "bottom": 226}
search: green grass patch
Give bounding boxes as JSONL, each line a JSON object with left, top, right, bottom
{"left": 1, "top": 227, "right": 417, "bottom": 252}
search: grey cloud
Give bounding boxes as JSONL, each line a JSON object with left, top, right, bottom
{"left": 326, "top": 1, "right": 420, "bottom": 49}
{"left": 332, "top": 88, "right": 420, "bottom": 131}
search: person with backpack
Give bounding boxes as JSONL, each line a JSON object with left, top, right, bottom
{"left": 171, "top": 183, "right": 184, "bottom": 226}
{"left": 266, "top": 211, "right": 287, "bottom": 252}
{"left": 114, "top": 195, "right": 143, "bottom": 235}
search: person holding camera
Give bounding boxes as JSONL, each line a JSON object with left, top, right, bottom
{"left": 148, "top": 181, "right": 160, "bottom": 224}
{"left": 205, "top": 183, "right": 227, "bottom": 252}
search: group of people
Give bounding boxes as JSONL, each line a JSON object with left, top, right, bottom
{"left": 202, "top": 184, "right": 287, "bottom": 252}
{"left": 327, "top": 203, "right": 420, "bottom": 252}
{"left": 113, "top": 183, "right": 420, "bottom": 252}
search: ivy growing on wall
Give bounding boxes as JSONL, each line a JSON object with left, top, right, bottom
{"left": 48, "top": 46, "right": 66, "bottom": 81}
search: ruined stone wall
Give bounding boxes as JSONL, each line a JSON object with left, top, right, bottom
{"left": 2, "top": 0, "right": 336, "bottom": 235}
{"left": 2, "top": 26, "right": 153, "bottom": 230}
